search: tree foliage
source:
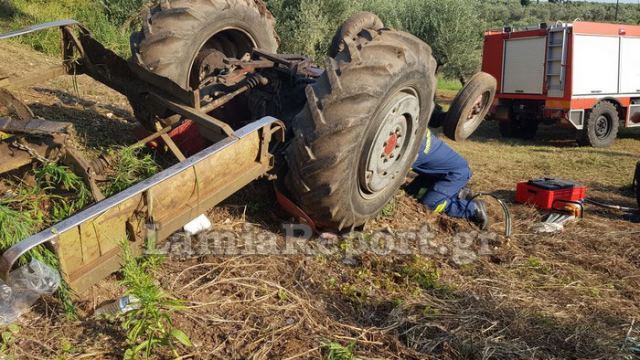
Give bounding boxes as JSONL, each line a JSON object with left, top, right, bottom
{"left": 6, "top": 0, "right": 640, "bottom": 80}
{"left": 268, "top": 0, "right": 640, "bottom": 80}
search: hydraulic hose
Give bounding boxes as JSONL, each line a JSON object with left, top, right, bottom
{"left": 584, "top": 198, "right": 639, "bottom": 213}
{"left": 467, "top": 193, "right": 513, "bottom": 239}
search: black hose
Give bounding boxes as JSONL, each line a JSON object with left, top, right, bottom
{"left": 466, "top": 193, "right": 513, "bottom": 238}
{"left": 584, "top": 198, "right": 639, "bottom": 213}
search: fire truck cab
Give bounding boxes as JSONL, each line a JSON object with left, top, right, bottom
{"left": 482, "top": 21, "right": 640, "bottom": 147}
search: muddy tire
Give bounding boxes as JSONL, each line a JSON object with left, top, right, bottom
{"left": 443, "top": 72, "right": 496, "bottom": 141}
{"left": 131, "top": 0, "right": 278, "bottom": 89}
{"left": 328, "top": 12, "right": 384, "bottom": 57}
{"left": 577, "top": 101, "right": 619, "bottom": 148}
{"left": 285, "top": 27, "right": 437, "bottom": 231}
{"left": 129, "top": 0, "right": 278, "bottom": 129}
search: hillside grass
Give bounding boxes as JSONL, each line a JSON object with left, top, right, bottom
{"left": 0, "top": 0, "right": 132, "bottom": 56}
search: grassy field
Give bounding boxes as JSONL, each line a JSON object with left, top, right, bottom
{"left": 0, "top": 0, "right": 134, "bottom": 56}
{"left": 0, "top": 35, "right": 640, "bottom": 360}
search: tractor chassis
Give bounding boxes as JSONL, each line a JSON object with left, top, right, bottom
{"left": 0, "top": 20, "right": 319, "bottom": 292}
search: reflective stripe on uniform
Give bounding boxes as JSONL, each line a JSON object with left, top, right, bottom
{"left": 423, "top": 129, "right": 432, "bottom": 155}
{"left": 433, "top": 200, "right": 448, "bottom": 214}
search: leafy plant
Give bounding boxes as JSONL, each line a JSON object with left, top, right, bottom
{"left": 119, "top": 241, "right": 191, "bottom": 359}
{"left": 401, "top": 257, "right": 440, "bottom": 290}
{"left": 0, "top": 205, "right": 37, "bottom": 250}
{"left": 34, "top": 162, "right": 92, "bottom": 222}
{"left": 0, "top": 162, "right": 90, "bottom": 318}
{"left": 0, "top": 324, "right": 20, "bottom": 355}
{"left": 322, "top": 341, "right": 357, "bottom": 360}
{"left": 380, "top": 198, "right": 396, "bottom": 218}
{"left": 105, "top": 146, "right": 159, "bottom": 197}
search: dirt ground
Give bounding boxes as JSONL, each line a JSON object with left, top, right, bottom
{"left": 1, "top": 41, "right": 640, "bottom": 360}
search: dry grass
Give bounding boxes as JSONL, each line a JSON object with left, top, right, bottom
{"left": 1, "top": 43, "right": 640, "bottom": 359}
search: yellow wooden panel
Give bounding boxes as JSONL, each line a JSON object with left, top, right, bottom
{"left": 56, "top": 226, "right": 84, "bottom": 280}
{"left": 195, "top": 134, "right": 259, "bottom": 188}
{"left": 79, "top": 221, "right": 100, "bottom": 264}
{"left": 56, "top": 195, "right": 143, "bottom": 292}
{"left": 149, "top": 167, "right": 198, "bottom": 224}
{"left": 91, "top": 196, "right": 141, "bottom": 255}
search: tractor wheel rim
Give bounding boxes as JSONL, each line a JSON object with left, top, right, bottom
{"left": 361, "top": 89, "right": 420, "bottom": 197}
{"left": 595, "top": 115, "right": 612, "bottom": 139}
{"left": 460, "top": 91, "right": 490, "bottom": 137}
{"left": 188, "top": 27, "right": 258, "bottom": 89}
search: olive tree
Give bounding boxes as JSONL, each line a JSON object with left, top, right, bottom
{"left": 396, "top": 0, "right": 482, "bottom": 82}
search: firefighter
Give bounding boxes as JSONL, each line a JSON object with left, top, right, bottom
{"left": 406, "top": 128, "right": 489, "bottom": 229}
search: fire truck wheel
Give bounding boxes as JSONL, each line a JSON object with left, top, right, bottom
{"left": 329, "top": 12, "right": 385, "bottom": 57}
{"left": 443, "top": 72, "right": 496, "bottom": 141}
{"left": 285, "top": 29, "right": 437, "bottom": 231}
{"left": 577, "top": 101, "right": 619, "bottom": 148}
{"left": 129, "top": 0, "right": 279, "bottom": 130}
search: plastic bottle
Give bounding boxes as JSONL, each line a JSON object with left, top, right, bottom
{"left": 0, "top": 259, "right": 60, "bottom": 325}
{"left": 0, "top": 280, "right": 19, "bottom": 326}
{"left": 94, "top": 295, "right": 140, "bottom": 316}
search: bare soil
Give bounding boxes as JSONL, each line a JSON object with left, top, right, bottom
{"left": 1, "top": 42, "right": 640, "bottom": 360}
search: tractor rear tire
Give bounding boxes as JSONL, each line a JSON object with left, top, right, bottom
{"left": 443, "top": 72, "right": 496, "bottom": 141}
{"left": 131, "top": 0, "right": 278, "bottom": 89}
{"left": 577, "top": 101, "right": 619, "bottom": 148}
{"left": 129, "top": 0, "right": 278, "bottom": 130}
{"left": 285, "top": 25, "right": 437, "bottom": 231}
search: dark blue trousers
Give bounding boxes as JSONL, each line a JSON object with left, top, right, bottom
{"left": 406, "top": 131, "right": 477, "bottom": 219}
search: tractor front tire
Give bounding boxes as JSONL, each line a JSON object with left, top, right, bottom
{"left": 577, "top": 101, "right": 619, "bottom": 148}
{"left": 443, "top": 72, "right": 496, "bottom": 141}
{"left": 285, "top": 20, "right": 437, "bottom": 231}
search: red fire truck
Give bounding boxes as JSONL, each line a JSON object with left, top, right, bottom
{"left": 482, "top": 21, "right": 640, "bottom": 147}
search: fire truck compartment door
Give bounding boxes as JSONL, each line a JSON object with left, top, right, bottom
{"left": 572, "top": 35, "right": 620, "bottom": 96}
{"left": 619, "top": 37, "right": 640, "bottom": 94}
{"left": 502, "top": 37, "right": 546, "bottom": 95}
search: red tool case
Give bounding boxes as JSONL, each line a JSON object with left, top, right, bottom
{"left": 516, "top": 178, "right": 587, "bottom": 210}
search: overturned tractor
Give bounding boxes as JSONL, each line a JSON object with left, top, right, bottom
{"left": 0, "top": 1, "right": 495, "bottom": 293}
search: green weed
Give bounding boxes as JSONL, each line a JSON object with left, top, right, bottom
{"left": 0, "top": 205, "right": 37, "bottom": 250}
{"left": 0, "top": 324, "right": 20, "bottom": 354}
{"left": 421, "top": 305, "right": 441, "bottom": 317}
{"left": 339, "top": 283, "right": 367, "bottom": 302}
{"left": 0, "top": 162, "right": 92, "bottom": 318}
{"left": 380, "top": 199, "right": 396, "bottom": 218}
{"left": 322, "top": 341, "right": 357, "bottom": 360}
{"left": 277, "top": 288, "right": 289, "bottom": 302}
{"left": 402, "top": 257, "right": 440, "bottom": 290}
{"left": 119, "top": 241, "right": 191, "bottom": 359}
{"left": 105, "top": 145, "right": 159, "bottom": 197}
{"left": 34, "top": 162, "right": 92, "bottom": 222}
{"left": 526, "top": 256, "right": 552, "bottom": 275}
